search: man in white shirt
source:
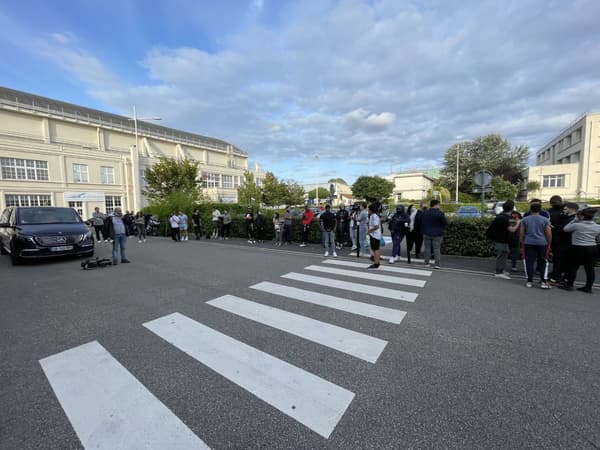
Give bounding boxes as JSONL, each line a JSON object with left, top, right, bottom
{"left": 169, "top": 211, "right": 181, "bottom": 242}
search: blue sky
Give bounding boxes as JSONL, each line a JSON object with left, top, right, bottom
{"left": 1, "top": 0, "right": 600, "bottom": 185}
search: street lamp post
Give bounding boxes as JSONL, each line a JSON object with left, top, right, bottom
{"left": 128, "top": 106, "right": 161, "bottom": 212}
{"left": 455, "top": 146, "right": 460, "bottom": 204}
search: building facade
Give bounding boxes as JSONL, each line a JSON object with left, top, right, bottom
{"left": 385, "top": 172, "right": 434, "bottom": 202}
{"left": 0, "top": 87, "right": 264, "bottom": 219}
{"left": 523, "top": 113, "right": 600, "bottom": 200}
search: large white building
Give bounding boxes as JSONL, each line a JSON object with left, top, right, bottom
{"left": 523, "top": 113, "right": 600, "bottom": 200}
{"left": 0, "top": 87, "right": 265, "bottom": 218}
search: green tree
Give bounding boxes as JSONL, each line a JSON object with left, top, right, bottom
{"left": 441, "top": 134, "right": 529, "bottom": 195}
{"left": 144, "top": 157, "right": 201, "bottom": 202}
{"left": 237, "top": 171, "right": 262, "bottom": 209}
{"left": 491, "top": 176, "right": 519, "bottom": 200}
{"left": 351, "top": 176, "right": 394, "bottom": 202}
{"left": 426, "top": 186, "right": 451, "bottom": 203}
{"left": 307, "top": 187, "right": 330, "bottom": 200}
{"left": 281, "top": 180, "right": 305, "bottom": 206}
{"left": 261, "top": 172, "right": 286, "bottom": 207}
{"left": 526, "top": 181, "right": 540, "bottom": 197}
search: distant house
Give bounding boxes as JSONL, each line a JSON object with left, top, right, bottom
{"left": 384, "top": 172, "right": 434, "bottom": 202}
{"left": 522, "top": 112, "right": 600, "bottom": 200}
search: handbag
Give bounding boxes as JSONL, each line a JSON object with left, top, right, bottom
{"left": 380, "top": 236, "right": 386, "bottom": 247}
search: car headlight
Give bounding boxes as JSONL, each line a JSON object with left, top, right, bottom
{"left": 15, "top": 232, "right": 35, "bottom": 242}
{"left": 84, "top": 230, "right": 93, "bottom": 240}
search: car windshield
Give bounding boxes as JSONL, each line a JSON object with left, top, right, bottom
{"left": 18, "top": 208, "right": 82, "bottom": 225}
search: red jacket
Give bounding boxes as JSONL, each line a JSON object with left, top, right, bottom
{"left": 302, "top": 209, "right": 314, "bottom": 225}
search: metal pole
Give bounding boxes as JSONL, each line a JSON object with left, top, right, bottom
{"left": 455, "top": 146, "right": 460, "bottom": 203}
{"left": 133, "top": 106, "right": 138, "bottom": 152}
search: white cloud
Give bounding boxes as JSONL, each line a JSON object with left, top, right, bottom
{"left": 5, "top": 0, "right": 600, "bottom": 184}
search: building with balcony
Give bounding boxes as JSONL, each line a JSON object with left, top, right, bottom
{"left": 0, "top": 87, "right": 264, "bottom": 219}
{"left": 522, "top": 113, "right": 600, "bottom": 200}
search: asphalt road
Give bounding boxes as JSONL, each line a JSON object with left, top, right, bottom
{"left": 1, "top": 236, "right": 599, "bottom": 449}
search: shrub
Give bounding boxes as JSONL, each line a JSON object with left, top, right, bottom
{"left": 441, "top": 217, "right": 495, "bottom": 257}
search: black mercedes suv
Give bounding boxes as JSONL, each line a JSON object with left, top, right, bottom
{"left": 0, "top": 206, "right": 94, "bottom": 265}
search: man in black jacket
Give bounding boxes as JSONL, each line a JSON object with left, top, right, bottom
{"left": 547, "top": 195, "right": 564, "bottom": 283}
{"left": 489, "top": 200, "right": 521, "bottom": 279}
{"left": 420, "top": 200, "right": 447, "bottom": 269}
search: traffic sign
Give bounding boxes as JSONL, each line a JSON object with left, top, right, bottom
{"left": 473, "top": 170, "right": 493, "bottom": 187}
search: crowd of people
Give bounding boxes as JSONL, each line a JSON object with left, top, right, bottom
{"left": 488, "top": 196, "right": 600, "bottom": 293}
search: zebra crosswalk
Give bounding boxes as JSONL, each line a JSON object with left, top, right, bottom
{"left": 39, "top": 258, "right": 432, "bottom": 447}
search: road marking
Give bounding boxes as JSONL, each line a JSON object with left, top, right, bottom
{"left": 281, "top": 272, "right": 418, "bottom": 302}
{"left": 143, "top": 312, "right": 355, "bottom": 439}
{"left": 250, "top": 281, "right": 406, "bottom": 324}
{"left": 304, "top": 265, "right": 426, "bottom": 288}
{"left": 207, "top": 295, "right": 387, "bottom": 363}
{"left": 322, "top": 259, "right": 431, "bottom": 277}
{"left": 39, "top": 341, "right": 209, "bottom": 450}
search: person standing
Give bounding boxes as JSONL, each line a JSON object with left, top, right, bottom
{"left": 255, "top": 211, "right": 265, "bottom": 243}
{"left": 388, "top": 205, "right": 410, "bottom": 263}
{"left": 106, "top": 207, "right": 130, "bottom": 265}
{"left": 222, "top": 210, "right": 232, "bottom": 239}
{"left": 273, "top": 213, "right": 283, "bottom": 246}
{"left": 135, "top": 211, "right": 146, "bottom": 243}
{"left": 245, "top": 208, "right": 256, "bottom": 244}
{"left": 211, "top": 207, "right": 221, "bottom": 239}
{"left": 560, "top": 208, "right": 600, "bottom": 293}
{"left": 554, "top": 202, "right": 579, "bottom": 283}
{"left": 192, "top": 209, "right": 203, "bottom": 240}
{"left": 283, "top": 207, "right": 293, "bottom": 245}
{"left": 169, "top": 211, "right": 181, "bottom": 242}
{"left": 407, "top": 203, "right": 426, "bottom": 259}
{"left": 335, "top": 204, "right": 349, "bottom": 249}
{"left": 300, "top": 205, "right": 314, "bottom": 247}
{"left": 547, "top": 195, "right": 564, "bottom": 282}
{"left": 420, "top": 199, "right": 447, "bottom": 269}
{"left": 356, "top": 202, "right": 369, "bottom": 256}
{"left": 367, "top": 203, "right": 382, "bottom": 270}
{"left": 319, "top": 205, "right": 337, "bottom": 257}
{"left": 520, "top": 202, "right": 552, "bottom": 288}
{"left": 349, "top": 204, "right": 359, "bottom": 251}
{"left": 179, "top": 210, "right": 189, "bottom": 241}
{"left": 488, "top": 200, "right": 520, "bottom": 279}
{"left": 92, "top": 207, "right": 106, "bottom": 243}
{"left": 507, "top": 206, "right": 523, "bottom": 272}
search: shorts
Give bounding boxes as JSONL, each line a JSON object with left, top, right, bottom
{"left": 369, "top": 235, "right": 380, "bottom": 251}
{"left": 180, "top": 225, "right": 188, "bottom": 231}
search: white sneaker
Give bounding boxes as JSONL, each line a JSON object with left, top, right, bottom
{"left": 389, "top": 257, "right": 395, "bottom": 264}
{"left": 333, "top": 252, "right": 338, "bottom": 257}
{"left": 324, "top": 251, "right": 329, "bottom": 257}
{"left": 138, "top": 240, "right": 142, "bottom": 243}
{"left": 351, "top": 246, "right": 357, "bottom": 250}
{"left": 526, "top": 282, "right": 533, "bottom": 288}
{"left": 299, "top": 243, "right": 307, "bottom": 247}
{"left": 494, "top": 273, "right": 510, "bottom": 279}
{"left": 98, "top": 240, "right": 102, "bottom": 243}
{"left": 143, "top": 239, "right": 146, "bottom": 242}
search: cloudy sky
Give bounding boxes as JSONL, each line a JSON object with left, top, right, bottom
{"left": 1, "top": 0, "right": 599, "bottom": 185}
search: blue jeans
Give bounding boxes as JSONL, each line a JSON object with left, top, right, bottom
{"left": 112, "top": 234, "right": 128, "bottom": 262}
{"left": 391, "top": 232, "right": 405, "bottom": 258}
{"left": 359, "top": 226, "right": 368, "bottom": 254}
{"left": 322, "top": 230, "right": 336, "bottom": 253}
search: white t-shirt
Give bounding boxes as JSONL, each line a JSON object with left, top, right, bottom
{"left": 368, "top": 213, "right": 381, "bottom": 239}
{"left": 169, "top": 215, "right": 180, "bottom": 228}
{"left": 212, "top": 209, "right": 221, "bottom": 221}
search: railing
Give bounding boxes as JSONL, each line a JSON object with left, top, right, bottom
{"left": 0, "top": 93, "right": 247, "bottom": 156}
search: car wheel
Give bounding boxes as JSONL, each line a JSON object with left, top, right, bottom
{"left": 10, "top": 242, "right": 21, "bottom": 265}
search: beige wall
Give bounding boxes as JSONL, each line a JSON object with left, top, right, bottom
{"left": 386, "top": 173, "right": 434, "bottom": 201}
{"left": 0, "top": 100, "right": 258, "bottom": 214}
{"left": 528, "top": 113, "right": 600, "bottom": 200}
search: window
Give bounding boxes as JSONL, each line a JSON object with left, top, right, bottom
{"left": 574, "top": 127, "right": 582, "bottom": 143}
{"left": 5, "top": 194, "right": 52, "bottom": 207}
{"left": 73, "top": 163, "right": 89, "bottom": 183}
{"left": 234, "top": 176, "right": 241, "bottom": 188}
{"left": 1, "top": 158, "right": 49, "bottom": 180}
{"left": 202, "top": 172, "right": 220, "bottom": 188}
{"left": 68, "top": 201, "right": 83, "bottom": 216}
{"left": 542, "top": 175, "right": 565, "bottom": 188}
{"left": 105, "top": 195, "right": 122, "bottom": 213}
{"left": 256, "top": 178, "right": 263, "bottom": 187}
{"left": 100, "top": 166, "right": 114, "bottom": 184}
{"left": 222, "top": 175, "right": 233, "bottom": 188}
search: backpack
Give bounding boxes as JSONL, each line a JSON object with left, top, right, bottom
{"left": 485, "top": 221, "right": 497, "bottom": 241}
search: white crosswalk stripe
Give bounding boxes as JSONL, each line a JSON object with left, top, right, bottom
{"left": 39, "top": 341, "right": 210, "bottom": 450}
{"left": 304, "top": 265, "right": 426, "bottom": 287}
{"left": 321, "top": 259, "right": 432, "bottom": 277}
{"left": 207, "top": 294, "right": 387, "bottom": 363}
{"left": 40, "top": 256, "right": 432, "bottom": 444}
{"left": 282, "top": 272, "right": 418, "bottom": 302}
{"left": 250, "top": 281, "right": 407, "bottom": 324}
{"left": 144, "top": 312, "right": 355, "bottom": 439}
